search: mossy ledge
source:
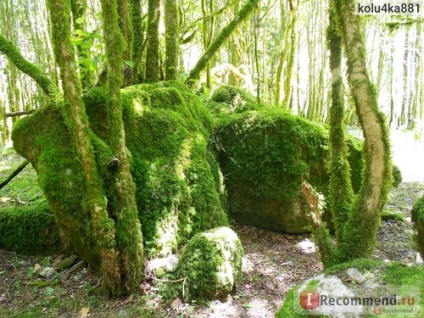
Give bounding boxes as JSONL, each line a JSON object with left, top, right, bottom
{"left": 11, "top": 81, "right": 228, "bottom": 259}
{"left": 411, "top": 195, "right": 424, "bottom": 260}
{"left": 0, "top": 203, "right": 61, "bottom": 255}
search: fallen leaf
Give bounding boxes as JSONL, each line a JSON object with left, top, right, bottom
{"left": 33, "top": 264, "right": 41, "bottom": 273}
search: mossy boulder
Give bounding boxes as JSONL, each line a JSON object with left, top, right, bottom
{"left": 0, "top": 203, "right": 61, "bottom": 255}
{"left": 214, "top": 109, "right": 363, "bottom": 233}
{"left": 277, "top": 259, "right": 424, "bottom": 317}
{"left": 205, "top": 85, "right": 261, "bottom": 116}
{"left": 411, "top": 195, "right": 424, "bottom": 260}
{"left": 173, "top": 227, "right": 243, "bottom": 301}
{"left": 11, "top": 81, "right": 228, "bottom": 258}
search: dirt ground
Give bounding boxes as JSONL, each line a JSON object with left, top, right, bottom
{"left": 0, "top": 182, "right": 423, "bottom": 318}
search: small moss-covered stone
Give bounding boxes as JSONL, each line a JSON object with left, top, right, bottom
{"left": 206, "top": 85, "right": 261, "bottom": 116}
{"left": 0, "top": 203, "right": 61, "bottom": 255}
{"left": 175, "top": 227, "right": 243, "bottom": 301}
{"left": 411, "top": 195, "right": 424, "bottom": 260}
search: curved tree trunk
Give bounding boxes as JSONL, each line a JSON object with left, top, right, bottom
{"left": 334, "top": 0, "right": 391, "bottom": 260}
{"left": 0, "top": 34, "right": 59, "bottom": 99}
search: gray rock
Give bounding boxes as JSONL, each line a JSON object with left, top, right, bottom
{"left": 346, "top": 268, "right": 366, "bottom": 284}
{"left": 39, "top": 267, "right": 55, "bottom": 279}
{"left": 147, "top": 255, "right": 179, "bottom": 274}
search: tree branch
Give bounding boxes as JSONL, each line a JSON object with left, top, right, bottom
{"left": 0, "top": 160, "right": 29, "bottom": 190}
{"left": 186, "top": 0, "right": 259, "bottom": 85}
{"left": 0, "top": 34, "right": 60, "bottom": 100}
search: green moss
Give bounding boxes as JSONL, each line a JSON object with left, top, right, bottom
{"left": 411, "top": 195, "right": 424, "bottom": 260}
{"left": 214, "top": 109, "right": 363, "bottom": 232}
{"left": 392, "top": 164, "right": 402, "bottom": 187}
{"left": 206, "top": 85, "right": 261, "bottom": 116}
{"left": 87, "top": 81, "right": 227, "bottom": 257}
{"left": 278, "top": 260, "right": 424, "bottom": 318}
{"left": 0, "top": 203, "right": 61, "bottom": 255}
{"left": 381, "top": 209, "right": 405, "bottom": 222}
{"left": 12, "top": 81, "right": 227, "bottom": 258}
{"left": 173, "top": 227, "right": 243, "bottom": 301}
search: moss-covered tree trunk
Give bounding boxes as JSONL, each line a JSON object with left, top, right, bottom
{"left": 131, "top": 0, "right": 144, "bottom": 83}
{"left": 186, "top": 0, "right": 259, "bottom": 85}
{"left": 164, "top": 0, "right": 179, "bottom": 80}
{"left": 70, "top": 0, "right": 94, "bottom": 90}
{"left": 334, "top": 0, "right": 391, "bottom": 260}
{"left": 100, "top": 0, "right": 144, "bottom": 295}
{"left": 327, "top": 5, "right": 353, "bottom": 243}
{"left": 47, "top": 0, "right": 137, "bottom": 296}
{"left": 0, "top": 34, "right": 59, "bottom": 99}
{"left": 117, "top": 0, "right": 134, "bottom": 86}
{"left": 145, "top": 0, "right": 161, "bottom": 83}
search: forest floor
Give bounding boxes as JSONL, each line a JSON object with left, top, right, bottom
{"left": 1, "top": 130, "right": 424, "bottom": 317}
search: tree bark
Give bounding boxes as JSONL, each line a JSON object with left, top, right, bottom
{"left": 164, "top": 0, "right": 179, "bottom": 80}
{"left": 100, "top": 0, "right": 144, "bottom": 295}
{"left": 334, "top": 0, "right": 391, "bottom": 260}
{"left": 47, "top": 0, "right": 123, "bottom": 296}
{"left": 327, "top": 5, "right": 353, "bottom": 243}
{"left": 186, "top": 0, "right": 259, "bottom": 85}
{"left": 145, "top": 0, "right": 161, "bottom": 82}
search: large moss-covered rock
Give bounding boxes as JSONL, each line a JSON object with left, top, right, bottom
{"left": 276, "top": 259, "right": 424, "bottom": 317}
{"left": 411, "top": 195, "right": 424, "bottom": 260}
{"left": 12, "top": 81, "right": 228, "bottom": 258}
{"left": 0, "top": 203, "right": 61, "bottom": 255}
{"left": 214, "top": 109, "right": 363, "bottom": 233}
{"left": 173, "top": 227, "right": 243, "bottom": 301}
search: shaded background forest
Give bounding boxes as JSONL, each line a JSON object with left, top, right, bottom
{"left": 0, "top": 0, "right": 423, "bottom": 143}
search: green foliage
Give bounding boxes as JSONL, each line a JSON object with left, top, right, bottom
{"left": 411, "top": 195, "right": 424, "bottom": 260}
{"left": 173, "top": 227, "right": 243, "bottom": 301}
{"left": 0, "top": 203, "right": 61, "bottom": 255}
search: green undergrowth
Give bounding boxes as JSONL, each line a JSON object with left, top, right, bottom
{"left": 0, "top": 203, "right": 61, "bottom": 255}
{"left": 12, "top": 80, "right": 228, "bottom": 258}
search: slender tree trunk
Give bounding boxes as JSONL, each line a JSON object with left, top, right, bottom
{"left": 131, "top": 0, "right": 144, "bottom": 83}
{"left": 100, "top": 0, "right": 144, "bottom": 295}
{"left": 117, "top": 0, "right": 134, "bottom": 86}
{"left": 186, "top": 0, "right": 259, "bottom": 85}
{"left": 70, "top": 0, "right": 94, "bottom": 90}
{"left": 327, "top": 5, "right": 353, "bottom": 243}
{"left": 145, "top": 0, "right": 161, "bottom": 83}
{"left": 164, "top": 0, "right": 179, "bottom": 80}
{"left": 334, "top": 0, "right": 391, "bottom": 260}
{"left": 47, "top": 0, "right": 123, "bottom": 296}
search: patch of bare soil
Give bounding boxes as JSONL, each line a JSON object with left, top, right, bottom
{"left": 0, "top": 182, "right": 423, "bottom": 317}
